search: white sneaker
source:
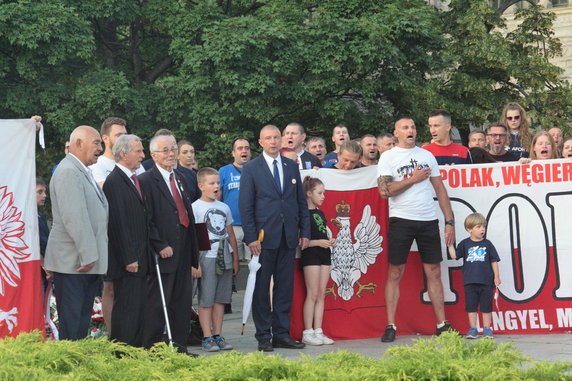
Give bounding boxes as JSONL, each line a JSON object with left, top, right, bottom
{"left": 314, "top": 328, "right": 334, "bottom": 345}
{"left": 302, "top": 329, "right": 323, "bottom": 346}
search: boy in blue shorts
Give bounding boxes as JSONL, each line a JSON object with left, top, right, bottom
{"left": 452, "top": 212, "right": 501, "bottom": 339}
{"left": 192, "top": 167, "right": 240, "bottom": 352}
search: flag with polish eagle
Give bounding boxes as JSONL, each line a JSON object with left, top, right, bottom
{"left": 0, "top": 119, "right": 44, "bottom": 338}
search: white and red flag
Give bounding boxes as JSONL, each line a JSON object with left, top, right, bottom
{"left": 0, "top": 119, "right": 44, "bottom": 338}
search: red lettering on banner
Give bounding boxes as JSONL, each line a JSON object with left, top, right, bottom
{"left": 442, "top": 168, "right": 495, "bottom": 188}
{"left": 564, "top": 163, "right": 572, "bottom": 181}
{"left": 553, "top": 163, "right": 562, "bottom": 182}
{"left": 449, "top": 169, "right": 459, "bottom": 188}
{"left": 440, "top": 169, "right": 447, "bottom": 179}
{"left": 532, "top": 164, "right": 544, "bottom": 183}
{"left": 481, "top": 167, "right": 494, "bottom": 186}
{"left": 502, "top": 165, "right": 520, "bottom": 185}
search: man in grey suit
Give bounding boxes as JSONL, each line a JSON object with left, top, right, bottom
{"left": 45, "top": 125, "right": 109, "bottom": 340}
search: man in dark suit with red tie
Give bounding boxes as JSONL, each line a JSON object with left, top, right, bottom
{"left": 139, "top": 134, "right": 200, "bottom": 353}
{"left": 239, "top": 125, "right": 311, "bottom": 352}
{"left": 102, "top": 134, "right": 149, "bottom": 347}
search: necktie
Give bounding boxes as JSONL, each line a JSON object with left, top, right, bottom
{"left": 273, "top": 159, "right": 281, "bottom": 192}
{"left": 169, "top": 173, "right": 190, "bottom": 228}
{"left": 131, "top": 174, "right": 142, "bottom": 199}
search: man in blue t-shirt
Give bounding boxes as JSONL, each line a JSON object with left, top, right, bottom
{"left": 219, "top": 138, "right": 252, "bottom": 260}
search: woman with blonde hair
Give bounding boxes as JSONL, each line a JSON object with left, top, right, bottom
{"left": 519, "top": 131, "right": 558, "bottom": 163}
{"left": 500, "top": 102, "right": 533, "bottom": 159}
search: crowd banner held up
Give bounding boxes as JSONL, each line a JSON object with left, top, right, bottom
{"left": 291, "top": 162, "right": 572, "bottom": 340}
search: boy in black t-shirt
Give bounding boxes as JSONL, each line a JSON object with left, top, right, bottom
{"left": 452, "top": 213, "right": 501, "bottom": 339}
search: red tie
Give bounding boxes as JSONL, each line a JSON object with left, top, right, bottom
{"left": 169, "top": 173, "right": 189, "bottom": 228}
{"left": 131, "top": 174, "right": 142, "bottom": 199}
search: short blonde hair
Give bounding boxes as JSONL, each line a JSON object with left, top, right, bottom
{"left": 464, "top": 212, "right": 487, "bottom": 230}
{"left": 197, "top": 167, "right": 219, "bottom": 184}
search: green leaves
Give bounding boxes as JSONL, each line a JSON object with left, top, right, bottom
{"left": 1, "top": 332, "right": 570, "bottom": 380}
{"left": 0, "top": 0, "right": 570, "bottom": 176}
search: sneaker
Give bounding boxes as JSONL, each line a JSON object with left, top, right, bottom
{"left": 201, "top": 337, "right": 220, "bottom": 352}
{"left": 483, "top": 327, "right": 494, "bottom": 339}
{"left": 466, "top": 328, "right": 478, "bottom": 339}
{"left": 381, "top": 325, "right": 396, "bottom": 342}
{"left": 436, "top": 321, "right": 459, "bottom": 336}
{"left": 213, "top": 335, "right": 233, "bottom": 350}
{"left": 302, "top": 329, "right": 323, "bottom": 346}
{"left": 314, "top": 328, "right": 334, "bottom": 345}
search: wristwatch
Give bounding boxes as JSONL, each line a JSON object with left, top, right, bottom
{"left": 445, "top": 219, "right": 455, "bottom": 226}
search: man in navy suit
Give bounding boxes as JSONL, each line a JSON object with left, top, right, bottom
{"left": 239, "top": 125, "right": 311, "bottom": 352}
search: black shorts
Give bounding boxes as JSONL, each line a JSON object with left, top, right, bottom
{"left": 464, "top": 284, "right": 494, "bottom": 313}
{"left": 301, "top": 247, "right": 332, "bottom": 267}
{"left": 387, "top": 217, "right": 442, "bottom": 265}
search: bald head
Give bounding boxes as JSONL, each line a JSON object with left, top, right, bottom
{"left": 69, "top": 126, "right": 103, "bottom": 166}
{"left": 260, "top": 124, "right": 280, "bottom": 138}
{"left": 259, "top": 124, "right": 282, "bottom": 158}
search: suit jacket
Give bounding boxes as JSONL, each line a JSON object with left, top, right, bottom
{"left": 299, "top": 151, "right": 322, "bottom": 169}
{"left": 138, "top": 165, "right": 199, "bottom": 273}
{"left": 143, "top": 159, "right": 200, "bottom": 202}
{"left": 45, "top": 154, "right": 109, "bottom": 274}
{"left": 102, "top": 166, "right": 150, "bottom": 279}
{"left": 239, "top": 155, "right": 310, "bottom": 250}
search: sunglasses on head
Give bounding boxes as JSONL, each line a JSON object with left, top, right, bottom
{"left": 506, "top": 115, "right": 520, "bottom": 121}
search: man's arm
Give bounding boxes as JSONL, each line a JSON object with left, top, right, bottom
{"left": 377, "top": 165, "right": 431, "bottom": 198}
{"left": 430, "top": 176, "right": 455, "bottom": 246}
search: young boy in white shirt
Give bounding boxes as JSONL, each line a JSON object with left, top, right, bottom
{"left": 192, "top": 167, "right": 240, "bottom": 351}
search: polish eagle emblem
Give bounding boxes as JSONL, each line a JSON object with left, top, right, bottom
{"left": 327, "top": 201, "right": 383, "bottom": 301}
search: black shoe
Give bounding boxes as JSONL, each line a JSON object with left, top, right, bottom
{"left": 436, "top": 321, "right": 459, "bottom": 336}
{"left": 381, "top": 325, "right": 396, "bottom": 342}
{"left": 272, "top": 336, "right": 305, "bottom": 349}
{"left": 258, "top": 339, "right": 274, "bottom": 352}
{"left": 185, "top": 352, "right": 200, "bottom": 357}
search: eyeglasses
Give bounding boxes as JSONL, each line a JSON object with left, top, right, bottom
{"left": 487, "top": 134, "right": 506, "bottom": 139}
{"left": 506, "top": 115, "right": 520, "bottom": 121}
{"left": 153, "top": 147, "right": 178, "bottom": 154}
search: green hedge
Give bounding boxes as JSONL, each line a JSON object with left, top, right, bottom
{"left": 1, "top": 332, "right": 570, "bottom": 380}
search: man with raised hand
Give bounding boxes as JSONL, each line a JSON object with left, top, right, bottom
{"left": 377, "top": 117, "right": 456, "bottom": 342}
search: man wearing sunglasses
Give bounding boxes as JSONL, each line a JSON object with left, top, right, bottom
{"left": 486, "top": 124, "right": 518, "bottom": 162}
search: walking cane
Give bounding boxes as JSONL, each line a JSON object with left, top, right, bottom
{"left": 154, "top": 253, "right": 173, "bottom": 348}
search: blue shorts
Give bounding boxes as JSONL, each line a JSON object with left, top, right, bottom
{"left": 464, "top": 284, "right": 494, "bottom": 313}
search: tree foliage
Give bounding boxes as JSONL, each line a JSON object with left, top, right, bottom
{"left": 0, "top": 0, "right": 570, "bottom": 176}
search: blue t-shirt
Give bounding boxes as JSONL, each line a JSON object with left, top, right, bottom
{"left": 323, "top": 152, "right": 338, "bottom": 168}
{"left": 455, "top": 238, "right": 500, "bottom": 286}
{"left": 219, "top": 163, "right": 242, "bottom": 225}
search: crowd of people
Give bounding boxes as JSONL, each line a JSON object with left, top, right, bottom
{"left": 35, "top": 101, "right": 570, "bottom": 354}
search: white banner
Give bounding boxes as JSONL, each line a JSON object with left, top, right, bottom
{"left": 0, "top": 119, "right": 43, "bottom": 337}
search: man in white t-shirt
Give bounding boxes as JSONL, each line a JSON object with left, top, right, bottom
{"left": 90, "top": 117, "right": 144, "bottom": 187}
{"left": 376, "top": 117, "right": 456, "bottom": 342}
